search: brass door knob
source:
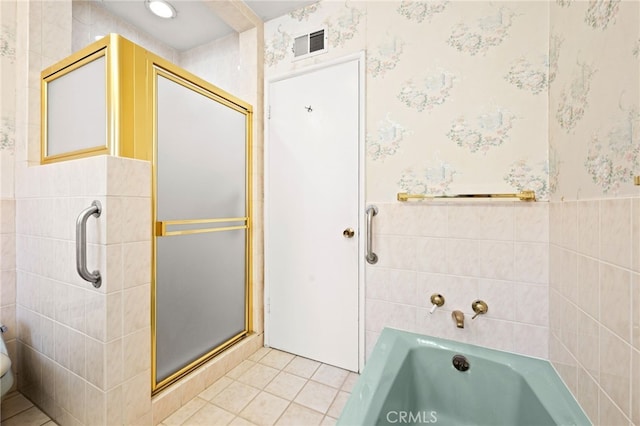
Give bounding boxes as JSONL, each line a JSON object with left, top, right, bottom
{"left": 343, "top": 228, "right": 355, "bottom": 238}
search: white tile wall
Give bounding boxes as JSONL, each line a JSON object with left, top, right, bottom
{"left": 549, "top": 198, "right": 640, "bottom": 425}
{"left": 366, "top": 201, "right": 550, "bottom": 360}
{"left": 0, "top": 3, "right": 17, "bottom": 365}
{"left": 15, "top": 155, "right": 153, "bottom": 425}
{"left": 0, "top": 197, "right": 17, "bottom": 395}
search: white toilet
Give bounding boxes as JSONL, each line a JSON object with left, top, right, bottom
{"left": 0, "top": 325, "right": 14, "bottom": 398}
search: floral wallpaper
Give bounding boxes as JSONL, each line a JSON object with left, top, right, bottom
{"left": 366, "top": 36, "right": 403, "bottom": 78}
{"left": 504, "top": 55, "right": 549, "bottom": 95}
{"left": 397, "top": 158, "right": 457, "bottom": 195}
{"left": 325, "top": 3, "right": 364, "bottom": 48}
{"left": 397, "top": 70, "right": 457, "bottom": 113}
{"left": 447, "top": 107, "right": 517, "bottom": 154}
{"left": 584, "top": 106, "right": 639, "bottom": 194}
{"left": 555, "top": 61, "right": 596, "bottom": 133}
{"left": 1, "top": 9, "right": 16, "bottom": 155}
{"left": 265, "top": 26, "right": 293, "bottom": 68}
{"left": 550, "top": 0, "right": 639, "bottom": 199}
{"left": 584, "top": 0, "right": 620, "bottom": 30}
{"left": 548, "top": 33, "right": 563, "bottom": 84}
{"left": 264, "top": 1, "right": 549, "bottom": 202}
{"left": 0, "top": 0, "right": 16, "bottom": 201}
{"left": 446, "top": 6, "right": 516, "bottom": 56}
{"left": 1, "top": 117, "right": 15, "bottom": 151}
{"left": 366, "top": 113, "right": 411, "bottom": 162}
{"left": 289, "top": 3, "right": 321, "bottom": 22}
{"left": 396, "top": 0, "right": 448, "bottom": 24}
{"left": 0, "top": 25, "right": 15, "bottom": 58}
{"left": 503, "top": 159, "right": 551, "bottom": 200}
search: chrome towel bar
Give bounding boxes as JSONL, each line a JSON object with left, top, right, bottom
{"left": 397, "top": 190, "right": 536, "bottom": 202}
{"left": 76, "top": 200, "right": 102, "bottom": 288}
{"left": 365, "top": 205, "right": 378, "bottom": 265}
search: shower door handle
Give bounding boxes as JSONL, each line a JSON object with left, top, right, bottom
{"left": 76, "top": 200, "right": 102, "bottom": 288}
{"left": 365, "top": 205, "right": 378, "bottom": 264}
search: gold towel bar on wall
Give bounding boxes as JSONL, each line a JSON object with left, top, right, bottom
{"left": 397, "top": 190, "right": 536, "bottom": 202}
{"left": 634, "top": 176, "right": 640, "bottom": 185}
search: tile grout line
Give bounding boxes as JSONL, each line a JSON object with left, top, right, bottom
{"left": 209, "top": 377, "right": 261, "bottom": 425}
{"left": 1, "top": 405, "right": 52, "bottom": 426}
{"left": 0, "top": 395, "right": 35, "bottom": 423}
{"left": 269, "top": 355, "right": 323, "bottom": 426}
{"left": 185, "top": 349, "right": 354, "bottom": 425}
{"left": 266, "top": 351, "right": 300, "bottom": 426}
{"left": 265, "top": 354, "right": 349, "bottom": 425}
{"left": 252, "top": 351, "right": 342, "bottom": 425}
{"left": 321, "top": 369, "right": 351, "bottom": 420}
{"left": 259, "top": 351, "right": 321, "bottom": 426}
{"left": 219, "top": 351, "right": 303, "bottom": 426}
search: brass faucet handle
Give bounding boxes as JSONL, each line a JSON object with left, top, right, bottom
{"left": 471, "top": 300, "right": 488, "bottom": 320}
{"left": 430, "top": 294, "right": 445, "bottom": 307}
{"left": 429, "top": 294, "right": 445, "bottom": 314}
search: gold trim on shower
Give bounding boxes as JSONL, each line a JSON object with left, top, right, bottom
{"left": 40, "top": 34, "right": 151, "bottom": 164}
{"left": 149, "top": 55, "right": 254, "bottom": 395}
{"left": 42, "top": 33, "right": 254, "bottom": 397}
{"left": 156, "top": 224, "right": 248, "bottom": 237}
{"left": 155, "top": 217, "right": 249, "bottom": 237}
{"left": 158, "top": 217, "right": 249, "bottom": 226}
{"left": 153, "top": 62, "right": 250, "bottom": 115}
{"left": 41, "top": 47, "right": 110, "bottom": 163}
{"left": 397, "top": 190, "right": 537, "bottom": 202}
{"left": 154, "top": 331, "right": 248, "bottom": 393}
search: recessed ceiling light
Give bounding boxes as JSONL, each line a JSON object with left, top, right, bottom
{"left": 145, "top": 0, "right": 177, "bottom": 19}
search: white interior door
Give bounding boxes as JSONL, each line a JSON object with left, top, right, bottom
{"left": 266, "top": 58, "right": 361, "bottom": 372}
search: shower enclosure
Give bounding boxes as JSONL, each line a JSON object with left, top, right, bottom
{"left": 152, "top": 63, "right": 253, "bottom": 392}
{"left": 41, "top": 34, "right": 253, "bottom": 395}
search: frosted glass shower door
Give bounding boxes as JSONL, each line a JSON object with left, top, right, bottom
{"left": 153, "top": 69, "right": 251, "bottom": 391}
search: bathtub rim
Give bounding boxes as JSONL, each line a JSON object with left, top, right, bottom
{"left": 338, "top": 327, "right": 591, "bottom": 426}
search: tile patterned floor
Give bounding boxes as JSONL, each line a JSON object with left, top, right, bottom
{"left": 0, "top": 348, "right": 358, "bottom": 426}
{"left": 161, "top": 348, "right": 358, "bottom": 426}
{"left": 0, "top": 393, "right": 54, "bottom": 426}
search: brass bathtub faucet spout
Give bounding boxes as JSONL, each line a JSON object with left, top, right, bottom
{"left": 452, "top": 310, "right": 465, "bottom": 328}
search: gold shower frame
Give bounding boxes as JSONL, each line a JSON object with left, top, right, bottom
{"left": 149, "top": 57, "right": 254, "bottom": 394}
{"left": 41, "top": 34, "right": 253, "bottom": 395}
{"left": 41, "top": 34, "right": 151, "bottom": 163}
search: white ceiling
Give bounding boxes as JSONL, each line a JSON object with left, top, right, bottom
{"left": 96, "top": 0, "right": 317, "bottom": 51}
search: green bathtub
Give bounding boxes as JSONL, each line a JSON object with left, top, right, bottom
{"left": 339, "top": 328, "right": 590, "bottom": 426}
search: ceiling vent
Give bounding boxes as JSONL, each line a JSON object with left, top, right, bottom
{"left": 293, "top": 28, "right": 328, "bottom": 61}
